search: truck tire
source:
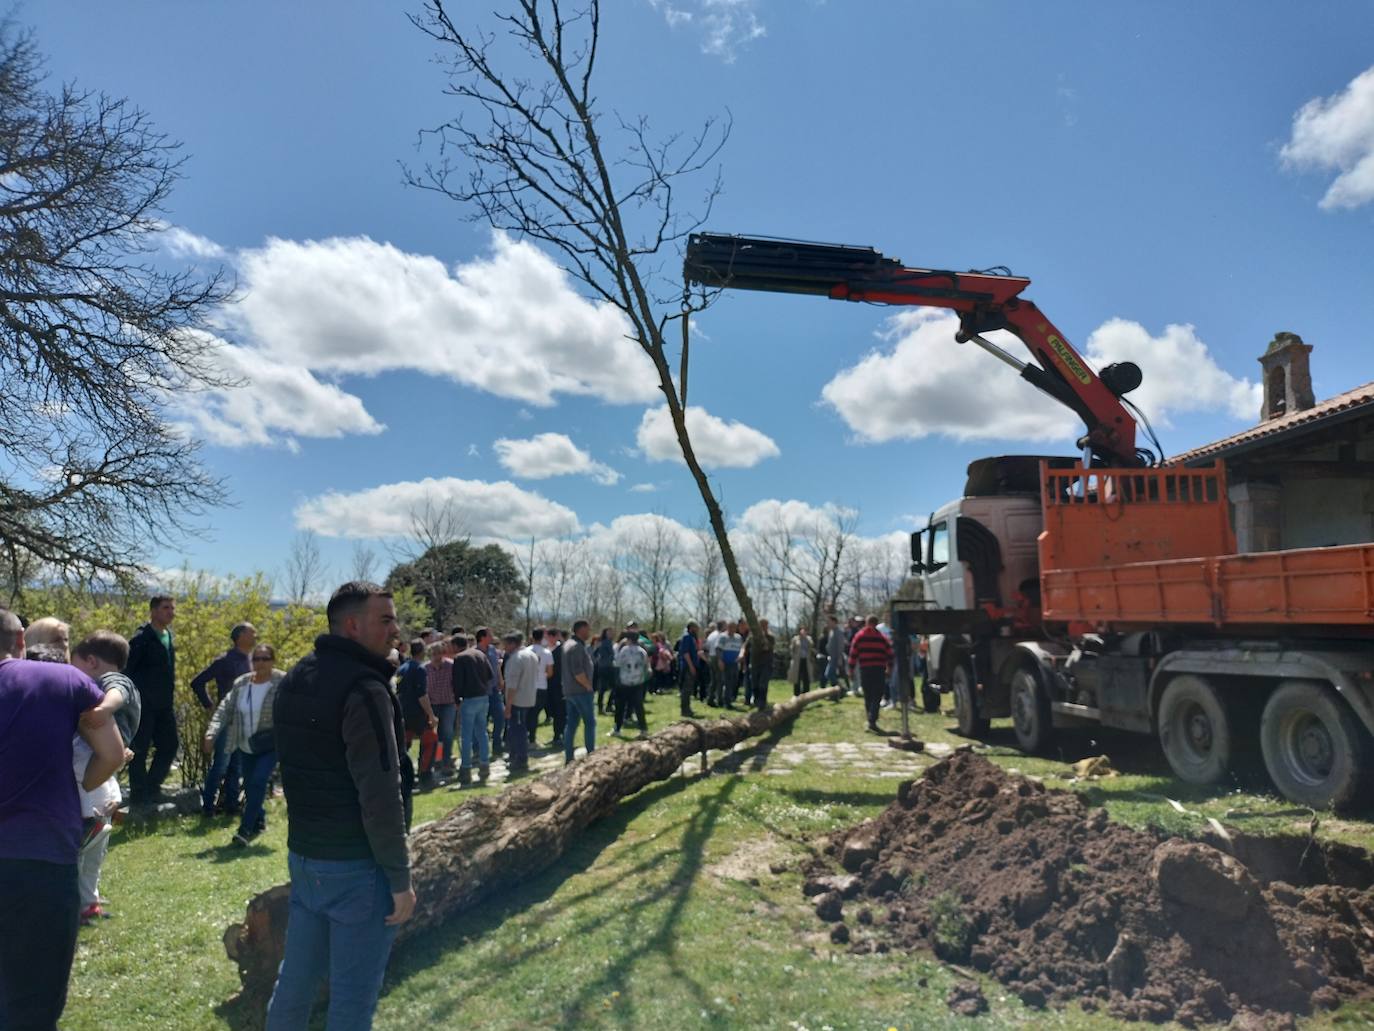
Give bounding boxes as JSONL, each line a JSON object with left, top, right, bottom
{"left": 952, "top": 661, "right": 989, "bottom": 737}
{"left": 1157, "top": 674, "right": 1233, "bottom": 786}
{"left": 1260, "top": 680, "right": 1370, "bottom": 810}
{"left": 1010, "top": 667, "right": 1053, "bottom": 754}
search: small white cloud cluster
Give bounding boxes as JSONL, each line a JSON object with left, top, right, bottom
{"left": 1282, "top": 65, "right": 1374, "bottom": 210}
{"left": 650, "top": 0, "right": 766, "bottom": 62}
{"left": 493, "top": 432, "right": 621, "bottom": 486}
{"left": 636, "top": 404, "right": 780, "bottom": 469}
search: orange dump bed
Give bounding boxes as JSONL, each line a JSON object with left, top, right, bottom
{"left": 1041, "top": 543, "right": 1374, "bottom": 631}
{"left": 1037, "top": 462, "right": 1374, "bottom": 632}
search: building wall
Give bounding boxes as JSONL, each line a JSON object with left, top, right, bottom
{"left": 1279, "top": 477, "right": 1374, "bottom": 548}
{"left": 1225, "top": 422, "right": 1374, "bottom": 551}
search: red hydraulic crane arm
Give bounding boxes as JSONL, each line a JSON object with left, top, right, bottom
{"left": 683, "top": 234, "right": 1143, "bottom": 467}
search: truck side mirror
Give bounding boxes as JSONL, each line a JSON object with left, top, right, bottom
{"left": 909, "top": 531, "right": 925, "bottom": 573}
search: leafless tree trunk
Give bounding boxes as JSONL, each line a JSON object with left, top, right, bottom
{"left": 514, "top": 536, "right": 538, "bottom": 634}
{"left": 283, "top": 530, "right": 326, "bottom": 605}
{"left": 407, "top": 1, "right": 760, "bottom": 632}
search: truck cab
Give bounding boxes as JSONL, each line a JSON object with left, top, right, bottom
{"left": 916, "top": 456, "right": 1068, "bottom": 690}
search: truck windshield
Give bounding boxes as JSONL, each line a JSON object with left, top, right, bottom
{"left": 929, "top": 521, "right": 949, "bottom": 570}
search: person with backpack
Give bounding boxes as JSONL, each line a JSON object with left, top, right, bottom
{"left": 612, "top": 629, "right": 649, "bottom": 737}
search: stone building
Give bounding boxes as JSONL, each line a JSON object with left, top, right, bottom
{"left": 1173, "top": 333, "right": 1374, "bottom": 552}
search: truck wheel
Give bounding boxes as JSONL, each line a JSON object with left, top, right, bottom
{"left": 1157, "top": 675, "right": 1233, "bottom": 785}
{"left": 1261, "top": 680, "right": 1370, "bottom": 810}
{"left": 1010, "top": 668, "right": 1053, "bottom": 754}
{"left": 952, "top": 662, "right": 989, "bottom": 737}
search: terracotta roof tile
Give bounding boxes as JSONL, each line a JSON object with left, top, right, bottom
{"left": 1170, "top": 381, "right": 1374, "bottom": 465}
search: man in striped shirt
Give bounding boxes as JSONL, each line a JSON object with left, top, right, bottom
{"left": 848, "top": 615, "right": 893, "bottom": 732}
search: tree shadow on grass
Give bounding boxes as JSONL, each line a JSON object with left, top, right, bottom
{"left": 378, "top": 723, "right": 799, "bottom": 1028}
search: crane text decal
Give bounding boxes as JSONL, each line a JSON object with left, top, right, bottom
{"left": 1047, "top": 335, "right": 1093, "bottom": 385}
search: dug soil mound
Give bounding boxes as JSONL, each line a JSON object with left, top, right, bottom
{"left": 805, "top": 751, "right": 1374, "bottom": 1027}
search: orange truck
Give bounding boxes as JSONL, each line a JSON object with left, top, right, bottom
{"left": 685, "top": 234, "right": 1374, "bottom": 809}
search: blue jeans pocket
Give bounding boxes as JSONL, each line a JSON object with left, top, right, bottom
{"left": 314, "top": 865, "right": 382, "bottom": 926}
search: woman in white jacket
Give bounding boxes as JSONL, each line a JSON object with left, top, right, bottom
{"left": 203, "top": 643, "right": 284, "bottom": 847}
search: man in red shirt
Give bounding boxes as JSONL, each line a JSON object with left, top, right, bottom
{"left": 848, "top": 615, "right": 894, "bottom": 733}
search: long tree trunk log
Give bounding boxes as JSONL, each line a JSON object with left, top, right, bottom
{"left": 223, "top": 686, "right": 841, "bottom": 1015}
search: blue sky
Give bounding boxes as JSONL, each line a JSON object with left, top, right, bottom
{"left": 25, "top": 1, "right": 1374, "bottom": 592}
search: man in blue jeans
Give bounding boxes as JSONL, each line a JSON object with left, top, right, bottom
{"left": 561, "top": 619, "right": 596, "bottom": 763}
{"left": 452, "top": 634, "right": 492, "bottom": 787}
{"left": 267, "top": 582, "right": 416, "bottom": 1031}
{"left": 191, "top": 621, "right": 254, "bottom": 816}
{"left": 475, "top": 627, "right": 505, "bottom": 758}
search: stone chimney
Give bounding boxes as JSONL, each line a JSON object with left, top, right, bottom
{"left": 1258, "top": 331, "right": 1315, "bottom": 422}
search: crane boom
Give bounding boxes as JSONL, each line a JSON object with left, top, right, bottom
{"left": 684, "top": 233, "right": 1144, "bottom": 467}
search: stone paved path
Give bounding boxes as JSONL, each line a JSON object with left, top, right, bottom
{"left": 424, "top": 732, "right": 957, "bottom": 794}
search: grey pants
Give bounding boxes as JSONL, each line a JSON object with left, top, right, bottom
{"left": 77, "top": 819, "right": 112, "bottom": 907}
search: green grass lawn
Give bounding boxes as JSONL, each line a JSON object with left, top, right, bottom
{"left": 64, "top": 683, "right": 1374, "bottom": 1030}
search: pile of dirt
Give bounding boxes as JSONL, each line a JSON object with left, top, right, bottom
{"left": 805, "top": 751, "right": 1374, "bottom": 1027}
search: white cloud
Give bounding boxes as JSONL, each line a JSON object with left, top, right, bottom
{"left": 821, "top": 310, "right": 1073, "bottom": 444}
{"left": 493, "top": 432, "right": 621, "bottom": 485}
{"left": 161, "top": 225, "right": 227, "bottom": 259}
{"left": 1281, "top": 66, "right": 1374, "bottom": 210}
{"left": 294, "top": 476, "right": 579, "bottom": 540}
{"left": 1082, "top": 318, "right": 1260, "bottom": 425}
{"left": 651, "top": 0, "right": 765, "bottom": 61}
{"left": 636, "top": 405, "right": 780, "bottom": 469}
{"left": 176, "top": 333, "right": 384, "bottom": 451}
{"left": 628, "top": 482, "right": 661, "bottom": 493}
{"left": 226, "top": 232, "right": 658, "bottom": 407}
{"left": 820, "top": 310, "right": 1258, "bottom": 446}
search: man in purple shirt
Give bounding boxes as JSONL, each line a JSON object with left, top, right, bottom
{"left": 0, "top": 608, "right": 125, "bottom": 1029}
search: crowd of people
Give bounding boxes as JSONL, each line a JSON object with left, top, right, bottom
{"left": 0, "top": 579, "right": 931, "bottom": 1029}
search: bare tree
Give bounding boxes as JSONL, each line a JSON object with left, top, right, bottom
{"left": 539, "top": 537, "right": 578, "bottom": 623}
{"left": 688, "top": 522, "right": 725, "bottom": 622}
{"left": 513, "top": 535, "right": 538, "bottom": 633}
{"left": 283, "top": 530, "right": 326, "bottom": 605}
{"left": 752, "top": 505, "right": 860, "bottom": 637}
{"left": 620, "top": 516, "right": 679, "bottom": 632}
{"left": 0, "top": 26, "right": 231, "bottom": 594}
{"left": 407, "top": 1, "right": 760, "bottom": 631}
{"left": 844, "top": 536, "right": 907, "bottom": 617}
{"left": 350, "top": 541, "right": 379, "bottom": 583}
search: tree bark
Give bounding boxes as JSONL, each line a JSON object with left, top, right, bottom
{"left": 223, "top": 686, "right": 841, "bottom": 1016}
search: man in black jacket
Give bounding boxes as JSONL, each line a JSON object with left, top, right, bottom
{"left": 266, "top": 582, "right": 416, "bottom": 1031}
{"left": 125, "top": 595, "right": 178, "bottom": 805}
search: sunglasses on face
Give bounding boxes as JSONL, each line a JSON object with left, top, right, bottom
{"left": 253, "top": 655, "right": 273, "bottom": 662}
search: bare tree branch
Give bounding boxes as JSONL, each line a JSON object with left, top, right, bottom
{"left": 0, "top": 26, "right": 230, "bottom": 594}
{"left": 406, "top": 1, "right": 759, "bottom": 629}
